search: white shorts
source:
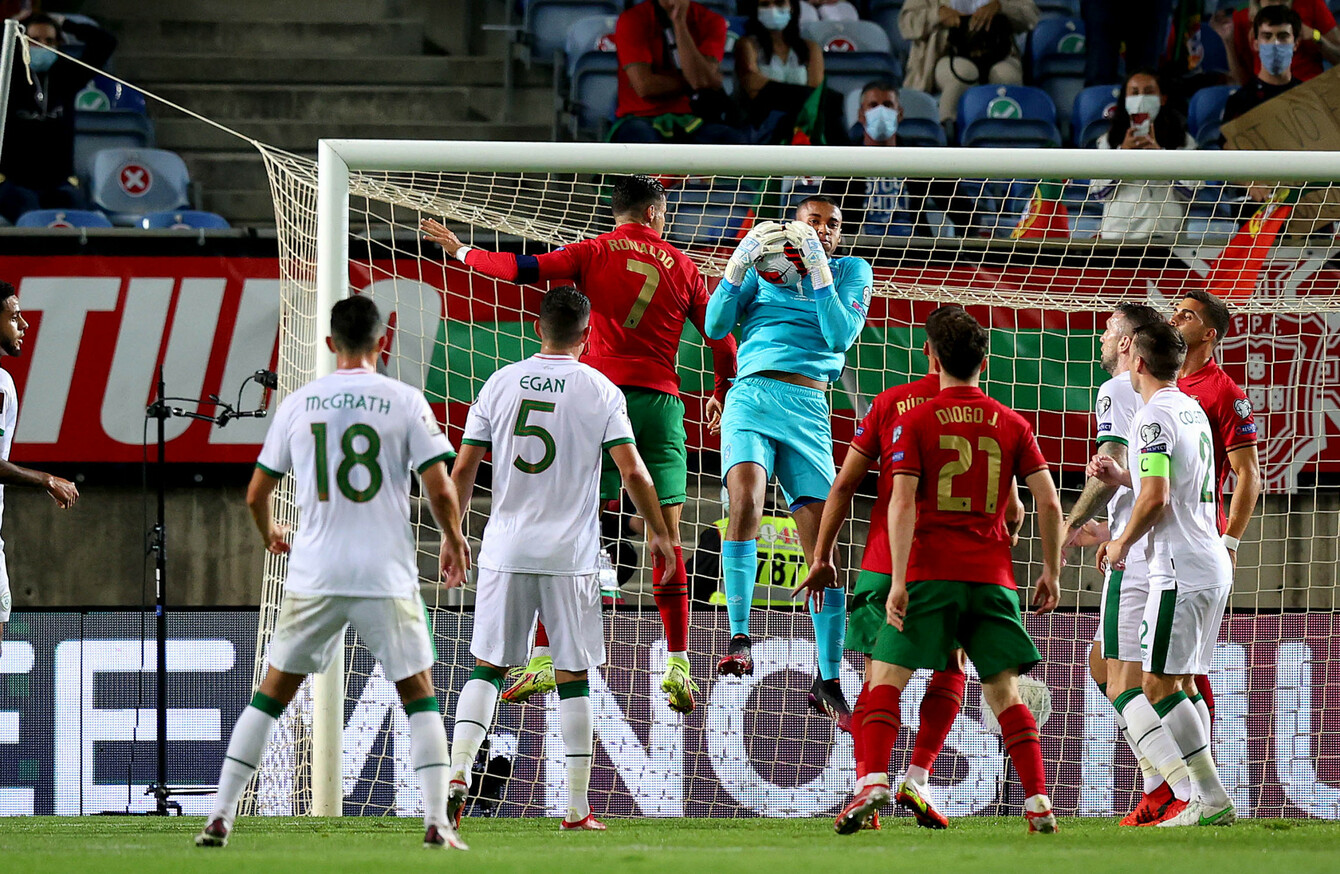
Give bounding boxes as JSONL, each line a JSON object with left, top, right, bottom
{"left": 1140, "top": 575, "right": 1229, "bottom": 676}
{"left": 1096, "top": 553, "right": 1149, "bottom": 663}
{"left": 0, "top": 552, "right": 9, "bottom": 622}
{"left": 266, "top": 593, "right": 435, "bottom": 682}
{"left": 471, "top": 569, "right": 605, "bottom": 672}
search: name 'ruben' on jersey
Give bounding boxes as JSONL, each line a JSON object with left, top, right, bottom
{"left": 1131, "top": 386, "right": 1228, "bottom": 583}
{"left": 462, "top": 353, "right": 635, "bottom": 575}
{"left": 256, "top": 368, "right": 455, "bottom": 600}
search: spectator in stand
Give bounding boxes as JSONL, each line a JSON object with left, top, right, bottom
{"left": 1214, "top": 0, "right": 1340, "bottom": 87}
{"left": 735, "top": 0, "right": 846, "bottom": 143}
{"left": 610, "top": 0, "right": 746, "bottom": 144}
{"left": 899, "top": 0, "right": 1039, "bottom": 125}
{"left": 1089, "top": 69, "right": 1199, "bottom": 243}
{"left": 1083, "top": 0, "right": 1170, "bottom": 87}
{"left": 799, "top": 0, "right": 860, "bottom": 23}
{"left": 0, "top": 11, "right": 115, "bottom": 223}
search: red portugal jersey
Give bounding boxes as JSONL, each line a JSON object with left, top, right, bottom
{"left": 531, "top": 222, "right": 736, "bottom": 399}
{"left": 1178, "top": 358, "right": 1258, "bottom": 534}
{"left": 888, "top": 385, "right": 1049, "bottom": 589}
{"left": 850, "top": 373, "right": 940, "bottom": 575}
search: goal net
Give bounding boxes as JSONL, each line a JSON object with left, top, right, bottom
{"left": 246, "top": 141, "right": 1340, "bottom": 821}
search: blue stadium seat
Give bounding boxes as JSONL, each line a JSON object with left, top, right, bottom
{"left": 724, "top": 14, "right": 749, "bottom": 53}
{"left": 1199, "top": 21, "right": 1230, "bottom": 74}
{"left": 696, "top": 0, "right": 737, "bottom": 14}
{"left": 1188, "top": 84, "right": 1238, "bottom": 148}
{"left": 1029, "top": 18, "right": 1086, "bottom": 136}
{"left": 74, "top": 74, "right": 148, "bottom": 113}
{"left": 89, "top": 148, "right": 191, "bottom": 226}
{"left": 140, "top": 210, "right": 230, "bottom": 230}
{"left": 73, "top": 110, "right": 156, "bottom": 187}
{"left": 1072, "top": 83, "right": 1121, "bottom": 147}
{"left": 802, "top": 20, "right": 902, "bottom": 95}
{"left": 564, "top": 15, "right": 620, "bottom": 139}
{"left": 1035, "top": 0, "right": 1080, "bottom": 20}
{"left": 868, "top": 0, "right": 911, "bottom": 64}
{"left": 524, "top": 0, "right": 620, "bottom": 65}
{"left": 15, "top": 209, "right": 113, "bottom": 228}
{"left": 958, "top": 85, "right": 1061, "bottom": 148}
{"left": 663, "top": 187, "right": 752, "bottom": 246}
{"left": 842, "top": 85, "right": 943, "bottom": 145}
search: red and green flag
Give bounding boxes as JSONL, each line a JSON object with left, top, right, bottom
{"left": 1204, "top": 187, "right": 1300, "bottom": 299}
{"left": 1012, "top": 179, "right": 1071, "bottom": 240}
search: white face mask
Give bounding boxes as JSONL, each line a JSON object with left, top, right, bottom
{"left": 1124, "top": 94, "right": 1161, "bottom": 124}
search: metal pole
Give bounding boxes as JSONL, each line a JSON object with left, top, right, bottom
{"left": 0, "top": 19, "right": 20, "bottom": 164}
{"left": 154, "top": 370, "right": 169, "bottom": 815}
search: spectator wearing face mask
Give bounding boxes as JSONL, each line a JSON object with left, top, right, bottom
{"left": 0, "top": 11, "right": 116, "bottom": 224}
{"left": 735, "top": 0, "right": 847, "bottom": 144}
{"left": 1088, "top": 69, "right": 1198, "bottom": 243}
{"left": 1214, "top": 0, "right": 1340, "bottom": 87}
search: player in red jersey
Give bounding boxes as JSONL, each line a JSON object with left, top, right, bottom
{"left": 832, "top": 308, "right": 1063, "bottom": 835}
{"left": 1170, "top": 290, "right": 1261, "bottom": 738}
{"left": 422, "top": 175, "right": 738, "bottom": 713}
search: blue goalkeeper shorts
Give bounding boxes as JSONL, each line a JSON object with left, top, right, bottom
{"left": 720, "top": 375, "right": 834, "bottom": 508}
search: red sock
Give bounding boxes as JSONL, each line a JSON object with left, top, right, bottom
{"left": 910, "top": 666, "right": 965, "bottom": 774}
{"left": 861, "top": 684, "right": 903, "bottom": 779}
{"left": 653, "top": 545, "right": 689, "bottom": 652}
{"left": 997, "top": 702, "right": 1046, "bottom": 799}
{"left": 851, "top": 683, "right": 870, "bottom": 781}
{"left": 534, "top": 621, "right": 550, "bottom": 648}
{"left": 1195, "top": 674, "right": 1215, "bottom": 721}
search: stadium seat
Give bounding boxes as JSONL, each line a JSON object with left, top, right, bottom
{"left": 75, "top": 74, "right": 148, "bottom": 113}
{"left": 89, "top": 148, "right": 191, "bottom": 227}
{"left": 801, "top": 20, "right": 902, "bottom": 96}
{"left": 1188, "top": 84, "right": 1238, "bottom": 149}
{"left": 696, "top": 0, "right": 737, "bottom": 14}
{"left": 524, "top": 0, "right": 620, "bottom": 65}
{"left": 564, "top": 15, "right": 620, "bottom": 139}
{"left": 73, "top": 110, "right": 156, "bottom": 187}
{"left": 1072, "top": 84, "right": 1121, "bottom": 147}
{"left": 15, "top": 209, "right": 113, "bottom": 228}
{"left": 957, "top": 85, "right": 1061, "bottom": 148}
{"left": 867, "top": 0, "right": 910, "bottom": 64}
{"left": 1199, "top": 21, "right": 1230, "bottom": 75}
{"left": 140, "top": 210, "right": 231, "bottom": 230}
{"left": 843, "top": 86, "right": 945, "bottom": 146}
{"left": 1029, "top": 18, "right": 1086, "bottom": 136}
{"left": 663, "top": 186, "right": 752, "bottom": 246}
{"left": 1035, "top": 0, "right": 1080, "bottom": 20}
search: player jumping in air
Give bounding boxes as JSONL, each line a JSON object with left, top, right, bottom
{"left": 0, "top": 281, "right": 79, "bottom": 654}
{"left": 1063, "top": 303, "right": 1198, "bottom": 826}
{"left": 834, "top": 309, "right": 1063, "bottom": 835}
{"left": 197, "top": 296, "right": 471, "bottom": 850}
{"left": 705, "top": 196, "right": 871, "bottom": 726}
{"left": 448, "top": 287, "right": 678, "bottom": 832}
{"left": 800, "top": 305, "right": 1023, "bottom": 828}
{"left": 423, "top": 175, "right": 736, "bottom": 714}
{"left": 1093, "top": 322, "right": 1237, "bottom": 828}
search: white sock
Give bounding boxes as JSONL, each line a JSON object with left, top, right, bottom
{"left": 1120, "top": 692, "right": 1191, "bottom": 801}
{"left": 1162, "top": 695, "right": 1230, "bottom": 808}
{"left": 560, "top": 694, "right": 594, "bottom": 821}
{"left": 409, "top": 707, "right": 450, "bottom": 829}
{"left": 1193, "top": 694, "right": 1213, "bottom": 739}
{"left": 854, "top": 774, "right": 867, "bottom": 792}
{"left": 669, "top": 650, "right": 688, "bottom": 662}
{"left": 1113, "top": 706, "right": 1162, "bottom": 794}
{"left": 533, "top": 645, "right": 551, "bottom": 661}
{"left": 905, "top": 765, "right": 930, "bottom": 786}
{"left": 450, "top": 678, "right": 499, "bottom": 781}
{"left": 212, "top": 702, "right": 280, "bottom": 826}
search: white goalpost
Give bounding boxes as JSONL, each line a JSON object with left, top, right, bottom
{"left": 249, "top": 139, "right": 1340, "bottom": 821}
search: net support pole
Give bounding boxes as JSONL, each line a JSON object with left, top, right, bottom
{"left": 310, "top": 140, "right": 349, "bottom": 817}
{"left": 0, "top": 19, "right": 21, "bottom": 160}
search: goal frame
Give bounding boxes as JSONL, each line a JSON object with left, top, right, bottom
{"left": 308, "top": 138, "right": 1340, "bottom": 817}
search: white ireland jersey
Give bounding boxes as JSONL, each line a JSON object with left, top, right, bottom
{"left": 0, "top": 367, "right": 15, "bottom": 547}
{"left": 462, "top": 353, "right": 635, "bottom": 574}
{"left": 256, "top": 368, "right": 455, "bottom": 599}
{"left": 1131, "top": 386, "right": 1231, "bottom": 589}
{"left": 1095, "top": 372, "right": 1142, "bottom": 540}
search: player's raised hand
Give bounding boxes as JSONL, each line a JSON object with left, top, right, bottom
{"left": 724, "top": 220, "right": 785, "bottom": 285}
{"left": 792, "top": 557, "right": 836, "bottom": 610}
{"left": 44, "top": 474, "right": 78, "bottom": 509}
{"left": 1086, "top": 454, "right": 1130, "bottom": 488}
{"left": 420, "top": 218, "right": 465, "bottom": 258}
{"left": 885, "top": 581, "right": 909, "bottom": 630}
{"left": 262, "top": 524, "right": 290, "bottom": 556}
{"left": 1032, "top": 567, "right": 1060, "bottom": 614}
{"left": 440, "top": 532, "right": 470, "bottom": 588}
{"left": 784, "top": 221, "right": 834, "bottom": 290}
{"left": 705, "top": 395, "right": 724, "bottom": 435}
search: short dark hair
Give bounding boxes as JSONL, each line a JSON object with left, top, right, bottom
{"left": 928, "top": 308, "right": 988, "bottom": 380}
{"left": 924, "top": 304, "right": 962, "bottom": 335}
{"left": 860, "top": 80, "right": 898, "bottom": 99}
{"left": 1132, "top": 322, "right": 1187, "bottom": 381}
{"left": 796, "top": 194, "right": 841, "bottom": 215}
{"left": 330, "top": 295, "right": 384, "bottom": 353}
{"left": 0, "top": 281, "right": 15, "bottom": 305}
{"left": 1115, "top": 302, "right": 1163, "bottom": 335}
{"left": 539, "top": 286, "right": 590, "bottom": 345}
{"left": 25, "top": 12, "right": 62, "bottom": 36}
{"left": 1254, "top": 4, "right": 1303, "bottom": 39}
{"left": 1183, "top": 289, "right": 1231, "bottom": 343}
{"left": 610, "top": 175, "right": 666, "bottom": 218}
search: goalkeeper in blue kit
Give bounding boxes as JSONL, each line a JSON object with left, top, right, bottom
{"left": 704, "top": 196, "right": 872, "bottom": 727}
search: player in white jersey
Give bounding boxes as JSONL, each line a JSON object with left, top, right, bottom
{"left": 0, "top": 282, "right": 79, "bottom": 655}
{"left": 197, "top": 296, "right": 471, "bottom": 851}
{"left": 1094, "top": 322, "right": 1236, "bottom": 828}
{"left": 448, "top": 287, "right": 678, "bottom": 832}
{"left": 1063, "top": 304, "right": 1194, "bottom": 826}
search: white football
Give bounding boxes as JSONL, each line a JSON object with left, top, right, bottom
{"left": 981, "top": 675, "right": 1053, "bottom": 733}
{"left": 756, "top": 243, "right": 803, "bottom": 288}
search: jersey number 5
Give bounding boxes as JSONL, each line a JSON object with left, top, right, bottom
{"left": 513, "top": 399, "right": 557, "bottom": 474}
{"left": 311, "top": 423, "right": 383, "bottom": 503}
{"left": 936, "top": 435, "right": 1002, "bottom": 513}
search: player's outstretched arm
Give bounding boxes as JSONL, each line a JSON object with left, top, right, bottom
{"left": 245, "top": 468, "right": 288, "bottom": 555}
{"left": 421, "top": 461, "right": 470, "bottom": 588}
{"left": 788, "top": 222, "right": 869, "bottom": 353}
{"left": 0, "top": 460, "right": 78, "bottom": 508}
{"left": 884, "top": 473, "right": 918, "bottom": 630}
{"left": 1087, "top": 453, "right": 1132, "bottom": 489}
{"left": 609, "top": 443, "right": 679, "bottom": 587}
{"left": 794, "top": 446, "right": 874, "bottom": 602}
{"left": 421, "top": 218, "right": 582, "bottom": 285}
{"left": 1064, "top": 441, "right": 1124, "bottom": 541}
{"left": 1024, "top": 469, "right": 1063, "bottom": 614}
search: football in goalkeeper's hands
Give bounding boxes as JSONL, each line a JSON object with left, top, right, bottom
{"left": 756, "top": 241, "right": 804, "bottom": 288}
{"left": 980, "top": 675, "right": 1053, "bottom": 733}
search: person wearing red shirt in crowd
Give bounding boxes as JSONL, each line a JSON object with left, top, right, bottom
{"left": 1170, "top": 290, "right": 1261, "bottom": 735}
{"left": 1213, "top": 0, "right": 1340, "bottom": 87}
{"left": 421, "top": 175, "right": 737, "bottom": 714}
{"left": 611, "top": 0, "right": 745, "bottom": 144}
{"left": 832, "top": 308, "right": 1063, "bottom": 836}
{"left": 801, "top": 305, "right": 1025, "bottom": 831}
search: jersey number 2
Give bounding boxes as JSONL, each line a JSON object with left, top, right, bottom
{"left": 623, "top": 259, "right": 661, "bottom": 329}
{"left": 310, "top": 423, "right": 383, "bottom": 503}
{"left": 936, "top": 435, "right": 1002, "bottom": 513}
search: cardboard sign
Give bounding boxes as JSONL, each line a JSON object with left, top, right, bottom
{"left": 1221, "top": 65, "right": 1340, "bottom": 151}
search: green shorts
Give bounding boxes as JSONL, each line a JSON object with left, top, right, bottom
{"left": 848, "top": 569, "right": 892, "bottom": 655}
{"left": 600, "top": 387, "right": 688, "bottom": 506}
{"left": 872, "top": 579, "right": 1040, "bottom": 680}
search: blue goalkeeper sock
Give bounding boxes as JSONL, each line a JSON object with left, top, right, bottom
{"left": 809, "top": 587, "right": 846, "bottom": 681}
{"left": 722, "top": 539, "right": 757, "bottom": 637}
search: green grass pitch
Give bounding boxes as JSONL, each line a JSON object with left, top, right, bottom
{"left": 4, "top": 816, "right": 1340, "bottom": 874}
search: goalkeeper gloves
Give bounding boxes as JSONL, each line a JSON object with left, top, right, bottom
{"left": 724, "top": 221, "right": 786, "bottom": 287}
{"left": 786, "top": 221, "right": 834, "bottom": 293}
